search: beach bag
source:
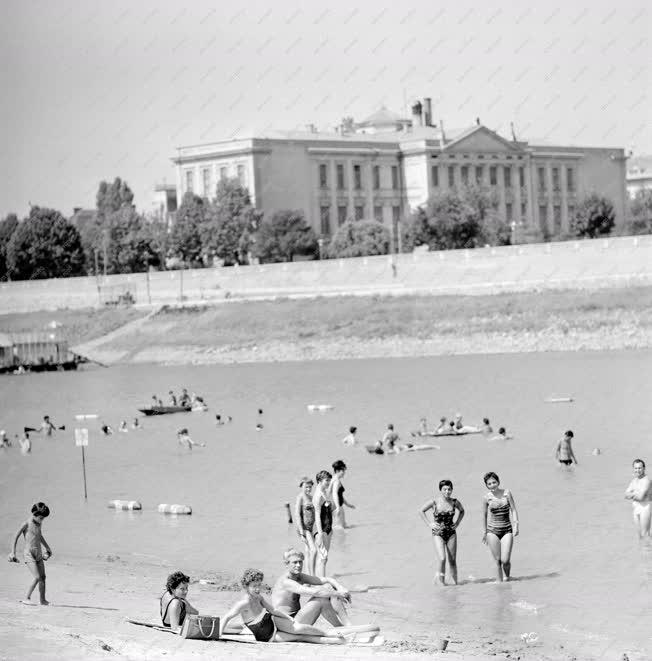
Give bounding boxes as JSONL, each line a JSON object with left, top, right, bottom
{"left": 180, "top": 614, "right": 220, "bottom": 640}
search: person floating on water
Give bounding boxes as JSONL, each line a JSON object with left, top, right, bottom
{"left": 435, "top": 418, "right": 447, "bottom": 434}
{"left": 332, "top": 460, "right": 355, "bottom": 529}
{"left": 8, "top": 502, "right": 53, "bottom": 605}
{"left": 482, "top": 471, "right": 519, "bottom": 582}
{"left": 555, "top": 430, "right": 578, "bottom": 467}
{"left": 625, "top": 459, "right": 652, "bottom": 538}
{"left": 256, "top": 409, "right": 264, "bottom": 431}
{"left": 177, "top": 428, "right": 205, "bottom": 450}
{"left": 382, "top": 424, "right": 400, "bottom": 451}
{"left": 295, "top": 477, "right": 317, "bottom": 575}
{"left": 488, "top": 427, "right": 512, "bottom": 442}
{"left": 481, "top": 418, "right": 493, "bottom": 434}
{"left": 118, "top": 421, "right": 128, "bottom": 433}
{"left": 160, "top": 571, "right": 199, "bottom": 632}
{"left": 168, "top": 391, "right": 177, "bottom": 406}
{"left": 453, "top": 414, "right": 480, "bottom": 433}
{"left": 221, "top": 568, "right": 346, "bottom": 643}
{"left": 341, "top": 426, "right": 357, "bottom": 445}
{"left": 420, "top": 479, "right": 465, "bottom": 585}
{"left": 313, "top": 471, "right": 334, "bottom": 577}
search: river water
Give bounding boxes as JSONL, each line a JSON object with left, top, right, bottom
{"left": 1, "top": 351, "right": 650, "bottom": 657}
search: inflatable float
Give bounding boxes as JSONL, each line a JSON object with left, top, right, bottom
{"left": 365, "top": 444, "right": 439, "bottom": 454}
{"left": 544, "top": 397, "right": 574, "bottom": 403}
{"left": 307, "top": 404, "right": 334, "bottom": 412}
{"left": 158, "top": 504, "right": 192, "bottom": 515}
{"left": 411, "top": 430, "right": 481, "bottom": 438}
{"left": 108, "top": 500, "right": 142, "bottom": 510}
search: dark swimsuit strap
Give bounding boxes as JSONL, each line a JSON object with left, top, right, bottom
{"left": 161, "top": 594, "right": 185, "bottom": 625}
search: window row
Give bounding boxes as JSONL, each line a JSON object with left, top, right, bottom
{"left": 318, "top": 204, "right": 402, "bottom": 235}
{"left": 184, "top": 164, "right": 247, "bottom": 196}
{"left": 319, "top": 164, "right": 400, "bottom": 191}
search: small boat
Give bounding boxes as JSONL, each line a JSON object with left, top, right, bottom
{"left": 411, "top": 430, "right": 482, "bottom": 438}
{"left": 137, "top": 406, "right": 192, "bottom": 416}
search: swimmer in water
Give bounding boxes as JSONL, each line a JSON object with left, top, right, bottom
{"left": 488, "top": 427, "right": 512, "bottom": 441}
{"left": 18, "top": 432, "right": 31, "bottom": 454}
{"left": 101, "top": 423, "right": 114, "bottom": 436}
{"left": 435, "top": 417, "right": 447, "bottom": 434}
{"left": 39, "top": 416, "right": 57, "bottom": 437}
{"left": 215, "top": 414, "right": 224, "bottom": 426}
{"left": 555, "top": 430, "right": 578, "bottom": 467}
{"left": 481, "top": 418, "right": 493, "bottom": 434}
{"left": 381, "top": 424, "right": 400, "bottom": 451}
{"left": 341, "top": 426, "right": 357, "bottom": 445}
{"left": 295, "top": 477, "right": 317, "bottom": 575}
{"left": 118, "top": 421, "right": 128, "bottom": 433}
{"left": 131, "top": 418, "right": 141, "bottom": 430}
{"left": 177, "top": 428, "right": 205, "bottom": 450}
{"left": 625, "top": 459, "right": 652, "bottom": 538}
{"left": 0, "top": 430, "right": 11, "bottom": 448}
{"left": 256, "top": 409, "right": 264, "bottom": 431}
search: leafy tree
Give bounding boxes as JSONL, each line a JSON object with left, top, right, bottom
{"left": 254, "top": 210, "right": 318, "bottom": 262}
{"left": 0, "top": 213, "right": 19, "bottom": 279}
{"left": 6, "top": 207, "right": 85, "bottom": 280}
{"left": 105, "top": 207, "right": 160, "bottom": 273}
{"left": 625, "top": 189, "right": 652, "bottom": 235}
{"left": 327, "top": 220, "right": 390, "bottom": 258}
{"left": 169, "top": 192, "right": 206, "bottom": 266}
{"left": 570, "top": 193, "right": 615, "bottom": 238}
{"left": 96, "top": 177, "right": 134, "bottom": 219}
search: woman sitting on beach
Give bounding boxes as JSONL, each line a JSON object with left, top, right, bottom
{"left": 294, "top": 477, "right": 317, "bottom": 575}
{"left": 482, "top": 472, "right": 519, "bottom": 582}
{"left": 420, "top": 480, "right": 465, "bottom": 585}
{"left": 220, "top": 568, "right": 345, "bottom": 644}
{"left": 313, "top": 470, "right": 334, "bottom": 577}
{"left": 160, "top": 571, "right": 199, "bottom": 632}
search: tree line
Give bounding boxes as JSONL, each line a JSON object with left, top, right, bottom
{"left": 1, "top": 175, "right": 649, "bottom": 282}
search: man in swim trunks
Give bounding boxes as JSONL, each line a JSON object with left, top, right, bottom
{"left": 625, "top": 459, "right": 652, "bottom": 538}
{"left": 555, "top": 430, "right": 578, "bottom": 466}
{"left": 381, "top": 424, "right": 400, "bottom": 451}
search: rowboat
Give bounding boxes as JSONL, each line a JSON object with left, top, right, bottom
{"left": 411, "top": 430, "right": 482, "bottom": 438}
{"left": 137, "top": 406, "right": 192, "bottom": 416}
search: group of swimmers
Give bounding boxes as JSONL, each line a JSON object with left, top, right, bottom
{"left": 152, "top": 389, "right": 207, "bottom": 409}
{"left": 1, "top": 416, "right": 67, "bottom": 455}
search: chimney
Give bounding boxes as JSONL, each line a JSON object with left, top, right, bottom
{"left": 411, "top": 101, "right": 423, "bottom": 127}
{"left": 424, "top": 98, "right": 432, "bottom": 127}
{"left": 439, "top": 119, "right": 446, "bottom": 143}
{"left": 73, "top": 207, "right": 81, "bottom": 214}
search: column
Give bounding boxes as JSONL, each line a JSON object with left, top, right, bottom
{"left": 366, "top": 161, "right": 374, "bottom": 219}
{"left": 546, "top": 163, "right": 554, "bottom": 234}
{"left": 498, "top": 164, "right": 506, "bottom": 221}
{"left": 560, "top": 162, "right": 569, "bottom": 231}
{"left": 526, "top": 161, "right": 535, "bottom": 228}
{"left": 513, "top": 165, "right": 521, "bottom": 227}
{"left": 347, "top": 160, "right": 354, "bottom": 216}
{"left": 329, "top": 160, "right": 337, "bottom": 212}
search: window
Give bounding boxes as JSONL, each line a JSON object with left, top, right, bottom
{"left": 568, "top": 204, "right": 575, "bottom": 219}
{"left": 337, "top": 205, "right": 347, "bottom": 225}
{"left": 337, "top": 164, "right": 345, "bottom": 190}
{"left": 539, "top": 204, "right": 548, "bottom": 228}
{"left": 374, "top": 205, "right": 383, "bottom": 222}
{"left": 320, "top": 206, "right": 331, "bottom": 235}
{"left": 431, "top": 165, "right": 439, "bottom": 187}
{"left": 552, "top": 167, "right": 560, "bottom": 192}
{"left": 448, "top": 165, "right": 455, "bottom": 187}
{"left": 220, "top": 166, "right": 227, "bottom": 180}
{"left": 392, "top": 206, "right": 400, "bottom": 251}
{"left": 519, "top": 167, "right": 525, "bottom": 188}
{"left": 504, "top": 166, "right": 512, "bottom": 188}
{"left": 391, "top": 166, "right": 399, "bottom": 190}
{"left": 354, "top": 205, "right": 364, "bottom": 221}
{"left": 319, "top": 164, "right": 328, "bottom": 189}
{"left": 521, "top": 202, "right": 527, "bottom": 219}
{"left": 506, "top": 203, "right": 513, "bottom": 222}
{"left": 185, "top": 170, "right": 194, "bottom": 192}
{"left": 373, "top": 165, "right": 380, "bottom": 190}
{"left": 566, "top": 167, "right": 575, "bottom": 192}
{"left": 489, "top": 166, "right": 497, "bottom": 186}
{"left": 202, "top": 168, "right": 211, "bottom": 196}
{"left": 475, "top": 166, "right": 483, "bottom": 184}
{"left": 353, "top": 164, "right": 362, "bottom": 190}
{"left": 538, "top": 167, "right": 546, "bottom": 191}
{"left": 553, "top": 205, "right": 561, "bottom": 232}
{"left": 461, "top": 166, "right": 469, "bottom": 186}
{"left": 237, "top": 164, "right": 245, "bottom": 185}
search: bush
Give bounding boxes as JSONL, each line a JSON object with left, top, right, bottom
{"left": 327, "top": 220, "right": 390, "bottom": 258}
{"left": 570, "top": 193, "right": 615, "bottom": 238}
{"left": 254, "top": 209, "right": 318, "bottom": 263}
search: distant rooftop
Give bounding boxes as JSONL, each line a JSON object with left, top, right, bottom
{"left": 628, "top": 155, "right": 652, "bottom": 174}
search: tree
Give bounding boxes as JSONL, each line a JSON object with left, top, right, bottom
{"left": 6, "top": 207, "right": 85, "bottom": 280}
{"left": 625, "top": 189, "right": 652, "bottom": 235}
{"left": 201, "top": 178, "right": 260, "bottom": 265}
{"left": 254, "top": 210, "right": 318, "bottom": 262}
{"left": 169, "top": 192, "right": 206, "bottom": 265}
{"left": 327, "top": 220, "right": 390, "bottom": 258}
{"left": 105, "top": 207, "right": 161, "bottom": 273}
{"left": 570, "top": 193, "right": 615, "bottom": 238}
{"left": 96, "top": 177, "right": 134, "bottom": 219}
{"left": 0, "top": 213, "right": 19, "bottom": 280}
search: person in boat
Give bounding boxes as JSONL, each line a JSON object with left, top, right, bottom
{"left": 447, "top": 421, "right": 458, "bottom": 435}
{"left": 160, "top": 571, "right": 199, "bottom": 632}
{"left": 435, "top": 417, "right": 447, "bottom": 434}
{"left": 295, "top": 477, "right": 318, "bottom": 574}
{"left": 341, "top": 426, "right": 357, "bottom": 445}
{"left": 168, "top": 391, "right": 177, "bottom": 406}
{"left": 481, "top": 418, "right": 493, "bottom": 434}
{"left": 454, "top": 414, "right": 480, "bottom": 433}
{"left": 331, "top": 460, "right": 355, "bottom": 529}
{"left": 482, "top": 471, "right": 519, "bottom": 582}
{"left": 488, "top": 427, "right": 512, "bottom": 441}
{"left": 418, "top": 418, "right": 428, "bottom": 436}
{"left": 177, "top": 428, "right": 205, "bottom": 450}
{"left": 381, "top": 424, "right": 400, "bottom": 451}
{"left": 151, "top": 395, "right": 159, "bottom": 407}
{"left": 118, "top": 421, "right": 128, "bottom": 433}
{"left": 271, "top": 548, "right": 380, "bottom": 638}
{"left": 179, "top": 389, "right": 191, "bottom": 407}
{"left": 555, "top": 430, "right": 578, "bottom": 467}
{"left": 39, "top": 416, "right": 57, "bottom": 437}
{"left": 313, "top": 470, "right": 335, "bottom": 577}
{"left": 420, "top": 479, "right": 465, "bottom": 585}
{"left": 221, "top": 568, "right": 345, "bottom": 644}
{"left": 625, "top": 459, "right": 652, "bottom": 538}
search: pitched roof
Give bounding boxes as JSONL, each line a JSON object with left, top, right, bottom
{"left": 357, "top": 106, "right": 409, "bottom": 127}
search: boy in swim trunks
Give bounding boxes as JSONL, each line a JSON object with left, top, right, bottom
{"left": 381, "top": 424, "right": 400, "bottom": 450}
{"left": 555, "top": 430, "right": 578, "bottom": 466}
{"left": 625, "top": 459, "right": 652, "bottom": 538}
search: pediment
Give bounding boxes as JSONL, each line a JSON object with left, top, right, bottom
{"left": 445, "top": 127, "right": 522, "bottom": 154}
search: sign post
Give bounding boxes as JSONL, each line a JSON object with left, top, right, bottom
{"left": 74, "top": 415, "right": 95, "bottom": 501}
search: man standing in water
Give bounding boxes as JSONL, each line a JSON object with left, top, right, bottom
{"left": 625, "top": 459, "right": 652, "bottom": 538}
{"left": 555, "top": 430, "right": 579, "bottom": 466}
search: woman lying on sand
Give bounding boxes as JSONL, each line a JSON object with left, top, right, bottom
{"left": 220, "top": 568, "right": 346, "bottom": 644}
{"left": 160, "top": 571, "right": 199, "bottom": 631}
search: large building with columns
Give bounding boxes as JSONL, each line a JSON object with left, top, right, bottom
{"left": 172, "top": 104, "right": 627, "bottom": 245}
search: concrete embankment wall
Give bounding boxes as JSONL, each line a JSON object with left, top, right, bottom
{"left": 1, "top": 235, "right": 652, "bottom": 314}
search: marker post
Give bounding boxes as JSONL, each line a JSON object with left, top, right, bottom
{"left": 75, "top": 414, "right": 97, "bottom": 501}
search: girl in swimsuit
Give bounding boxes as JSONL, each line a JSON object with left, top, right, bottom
{"left": 160, "top": 571, "right": 199, "bottom": 632}
{"left": 220, "top": 568, "right": 345, "bottom": 644}
{"left": 294, "top": 477, "right": 317, "bottom": 575}
{"left": 482, "top": 472, "right": 519, "bottom": 582}
{"left": 331, "top": 460, "right": 355, "bottom": 530}
{"left": 420, "top": 480, "right": 465, "bottom": 585}
{"left": 313, "top": 470, "right": 334, "bottom": 577}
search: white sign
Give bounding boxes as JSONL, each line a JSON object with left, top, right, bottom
{"left": 74, "top": 428, "right": 89, "bottom": 447}
{"left": 75, "top": 414, "right": 98, "bottom": 420}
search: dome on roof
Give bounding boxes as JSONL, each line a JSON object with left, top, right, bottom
{"left": 357, "top": 106, "right": 409, "bottom": 127}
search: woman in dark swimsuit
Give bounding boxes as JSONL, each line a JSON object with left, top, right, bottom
{"left": 331, "top": 460, "right": 356, "bottom": 529}
{"left": 294, "top": 477, "right": 317, "bottom": 574}
{"left": 313, "top": 470, "right": 334, "bottom": 577}
{"left": 160, "top": 571, "right": 199, "bottom": 632}
{"left": 482, "top": 471, "right": 519, "bottom": 582}
{"left": 420, "top": 480, "right": 465, "bottom": 585}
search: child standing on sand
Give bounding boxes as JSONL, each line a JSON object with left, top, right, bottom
{"left": 294, "top": 477, "right": 317, "bottom": 575}
{"left": 8, "top": 502, "right": 52, "bottom": 605}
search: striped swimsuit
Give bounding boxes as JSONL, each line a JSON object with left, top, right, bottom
{"left": 486, "top": 491, "right": 512, "bottom": 539}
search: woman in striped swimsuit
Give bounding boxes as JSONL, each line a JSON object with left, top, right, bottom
{"left": 482, "top": 472, "right": 519, "bottom": 582}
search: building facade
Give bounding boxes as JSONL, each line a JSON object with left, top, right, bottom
{"left": 172, "top": 104, "right": 627, "bottom": 244}
{"left": 626, "top": 155, "right": 652, "bottom": 198}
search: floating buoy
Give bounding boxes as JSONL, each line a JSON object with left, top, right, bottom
{"left": 307, "top": 404, "right": 334, "bottom": 412}
{"left": 108, "top": 500, "right": 142, "bottom": 510}
{"left": 544, "top": 397, "right": 574, "bottom": 403}
{"left": 158, "top": 504, "right": 192, "bottom": 515}
{"left": 284, "top": 502, "right": 293, "bottom": 524}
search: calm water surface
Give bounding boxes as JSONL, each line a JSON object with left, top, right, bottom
{"left": 1, "top": 351, "right": 651, "bottom": 655}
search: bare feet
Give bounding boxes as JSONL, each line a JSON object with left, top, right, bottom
{"left": 20, "top": 599, "right": 36, "bottom": 606}
{"left": 40, "top": 600, "right": 50, "bottom": 605}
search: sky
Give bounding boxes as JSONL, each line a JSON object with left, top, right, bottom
{"left": 1, "top": 0, "right": 650, "bottom": 218}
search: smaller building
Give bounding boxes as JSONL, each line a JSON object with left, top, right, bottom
{"left": 0, "top": 331, "right": 72, "bottom": 372}
{"left": 627, "top": 155, "right": 652, "bottom": 198}
{"left": 152, "top": 183, "right": 178, "bottom": 227}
